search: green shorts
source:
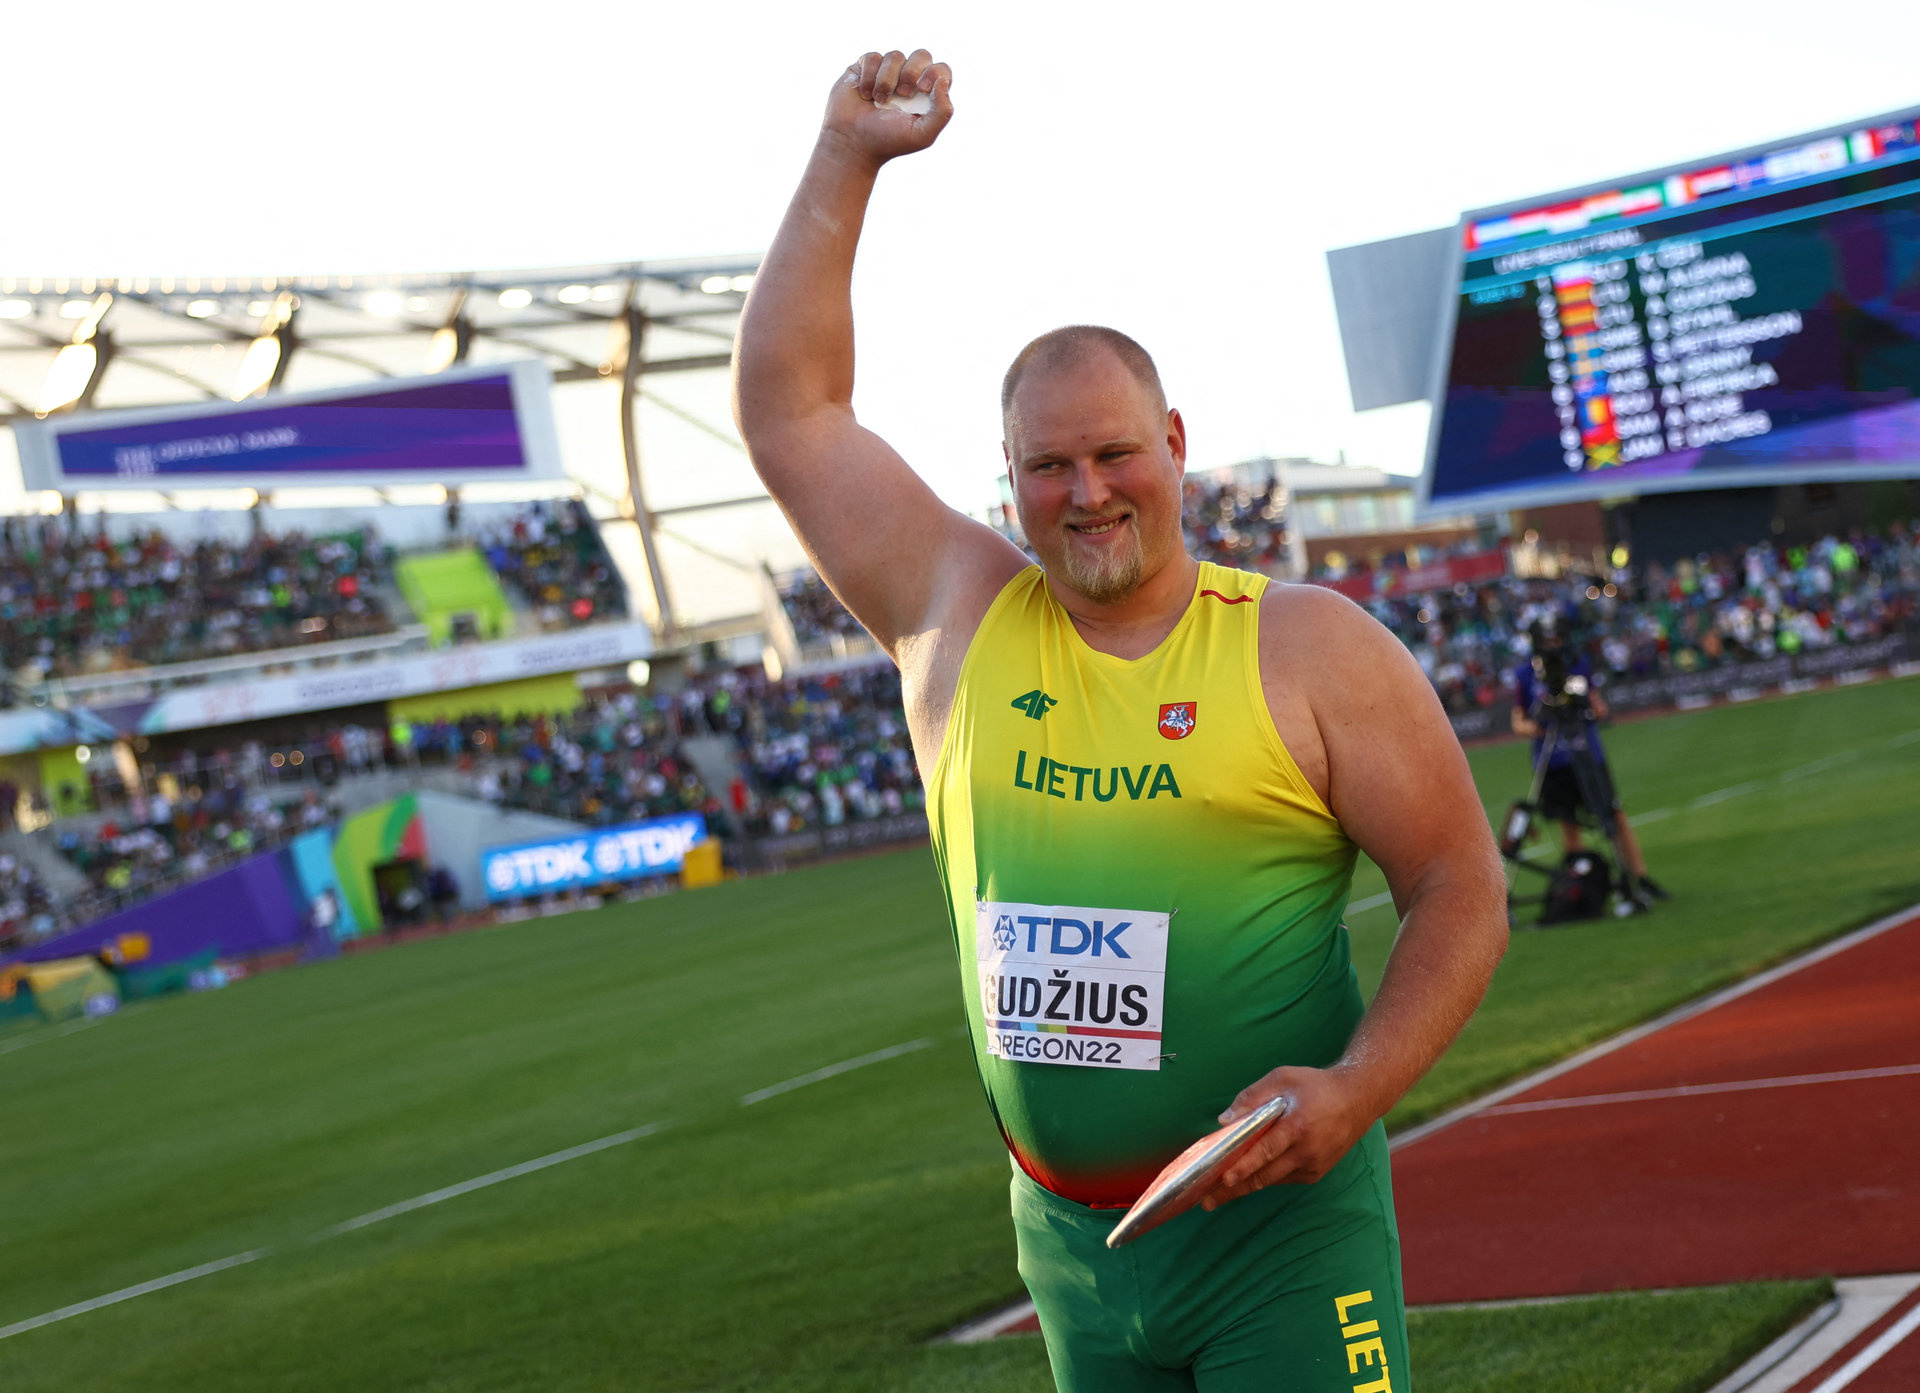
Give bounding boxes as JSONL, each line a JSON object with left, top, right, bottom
{"left": 1011, "top": 1122, "right": 1407, "bottom": 1393}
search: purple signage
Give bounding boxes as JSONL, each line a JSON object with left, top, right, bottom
{"left": 14, "top": 359, "right": 561, "bottom": 491}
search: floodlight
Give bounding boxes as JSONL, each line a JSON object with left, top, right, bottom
{"left": 185, "top": 299, "right": 220, "bottom": 318}
{"left": 424, "top": 291, "right": 472, "bottom": 373}
{"left": 700, "top": 275, "right": 730, "bottom": 294}
{"left": 37, "top": 292, "right": 113, "bottom": 415}
{"left": 364, "top": 289, "right": 405, "bottom": 317}
{"left": 0, "top": 299, "right": 31, "bottom": 318}
{"left": 497, "top": 287, "right": 533, "bottom": 309}
{"left": 729, "top": 274, "right": 755, "bottom": 292}
{"left": 59, "top": 299, "right": 93, "bottom": 319}
{"left": 230, "top": 293, "right": 297, "bottom": 400}
{"left": 557, "top": 284, "right": 590, "bottom": 304}
{"left": 39, "top": 344, "right": 101, "bottom": 415}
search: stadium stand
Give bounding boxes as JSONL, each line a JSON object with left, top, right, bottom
{"left": 0, "top": 518, "right": 394, "bottom": 684}
{"left": 1379, "top": 525, "right": 1920, "bottom": 713}
{"left": 723, "top": 666, "right": 921, "bottom": 836}
{"left": 0, "top": 850, "right": 54, "bottom": 951}
{"left": 471, "top": 499, "right": 628, "bottom": 632}
{"left": 3, "top": 514, "right": 1913, "bottom": 952}
{"left": 0, "top": 499, "right": 628, "bottom": 702}
{"left": 470, "top": 700, "right": 718, "bottom": 827}
{"left": 49, "top": 783, "right": 333, "bottom": 926}
{"left": 778, "top": 571, "right": 864, "bottom": 648}
{"left": 776, "top": 500, "right": 1920, "bottom": 715}
{"left": 1182, "top": 473, "right": 1290, "bottom": 571}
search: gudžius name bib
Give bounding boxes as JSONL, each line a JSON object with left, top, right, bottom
{"left": 976, "top": 900, "right": 1170, "bottom": 1070}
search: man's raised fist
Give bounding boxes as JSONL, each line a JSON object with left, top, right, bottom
{"left": 822, "top": 49, "right": 954, "bottom": 166}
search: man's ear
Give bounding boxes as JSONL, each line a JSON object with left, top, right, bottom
{"left": 1167, "top": 408, "right": 1187, "bottom": 478}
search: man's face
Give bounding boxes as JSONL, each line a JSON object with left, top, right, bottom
{"left": 1004, "top": 352, "right": 1187, "bottom": 605}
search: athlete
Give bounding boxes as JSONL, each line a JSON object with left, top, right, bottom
{"left": 733, "top": 49, "right": 1509, "bottom": 1393}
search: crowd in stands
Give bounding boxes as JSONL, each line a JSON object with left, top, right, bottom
{"left": 465, "top": 698, "right": 717, "bottom": 826}
{"left": 1379, "top": 526, "right": 1920, "bottom": 713}
{"left": 690, "top": 665, "right": 921, "bottom": 837}
{"left": 0, "top": 853, "right": 55, "bottom": 951}
{"left": 8, "top": 514, "right": 1913, "bottom": 946}
{"left": 0, "top": 500, "right": 629, "bottom": 695}
{"left": 1183, "top": 474, "right": 1290, "bottom": 572}
{"left": 471, "top": 500, "right": 627, "bottom": 632}
{"left": 0, "top": 518, "right": 393, "bottom": 685}
{"left": 56, "top": 784, "right": 332, "bottom": 914}
{"left": 778, "top": 571, "right": 869, "bottom": 649}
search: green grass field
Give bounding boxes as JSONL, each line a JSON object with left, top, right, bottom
{"left": 0, "top": 678, "right": 1913, "bottom": 1391}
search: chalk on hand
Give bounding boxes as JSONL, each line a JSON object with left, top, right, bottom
{"left": 879, "top": 88, "right": 934, "bottom": 115}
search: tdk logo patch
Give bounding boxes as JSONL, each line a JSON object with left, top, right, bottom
{"left": 992, "top": 915, "right": 1017, "bottom": 951}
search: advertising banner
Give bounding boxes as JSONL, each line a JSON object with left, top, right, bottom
{"left": 480, "top": 814, "right": 708, "bottom": 901}
{"left": 0, "top": 622, "right": 653, "bottom": 756}
{"left": 1445, "top": 630, "right": 1916, "bottom": 740}
{"left": 1314, "top": 549, "right": 1509, "bottom": 601}
{"left": 13, "top": 360, "right": 561, "bottom": 492}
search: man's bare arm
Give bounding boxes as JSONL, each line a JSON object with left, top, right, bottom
{"left": 733, "top": 50, "right": 1025, "bottom": 658}
{"left": 1204, "top": 591, "right": 1508, "bottom": 1204}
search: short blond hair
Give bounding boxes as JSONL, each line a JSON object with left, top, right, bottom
{"left": 1001, "top": 325, "right": 1166, "bottom": 424}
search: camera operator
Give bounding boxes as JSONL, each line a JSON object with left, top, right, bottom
{"left": 1510, "top": 617, "right": 1667, "bottom": 906}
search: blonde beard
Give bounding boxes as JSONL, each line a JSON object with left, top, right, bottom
{"left": 1057, "top": 529, "right": 1146, "bottom": 604}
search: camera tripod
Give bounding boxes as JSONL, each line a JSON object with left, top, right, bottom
{"left": 1498, "top": 714, "right": 1649, "bottom": 925}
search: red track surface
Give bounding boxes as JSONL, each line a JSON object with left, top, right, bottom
{"left": 1393, "top": 909, "right": 1920, "bottom": 1305}
{"left": 1786, "top": 1285, "right": 1920, "bottom": 1392}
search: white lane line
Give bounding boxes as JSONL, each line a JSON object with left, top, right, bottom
{"left": 1482, "top": 1063, "right": 1920, "bottom": 1116}
{"left": 0, "top": 1028, "right": 943, "bottom": 1340}
{"left": 944, "top": 1298, "right": 1039, "bottom": 1344}
{"left": 1781, "top": 750, "right": 1864, "bottom": 782}
{"left": 0, "top": 1121, "right": 672, "bottom": 1342}
{"left": 741, "top": 1038, "right": 933, "bottom": 1106}
{"left": 1391, "top": 899, "right": 1920, "bottom": 1152}
{"left": 1348, "top": 890, "right": 1395, "bottom": 915}
{"left": 0, "top": 1018, "right": 100, "bottom": 1057}
{"left": 1892, "top": 729, "right": 1920, "bottom": 748}
{"left": 1629, "top": 807, "right": 1674, "bottom": 826}
{"left": 1691, "top": 779, "right": 1771, "bottom": 808}
{"left": 1810, "top": 1298, "right": 1920, "bottom": 1393}
{"left": 0, "top": 1251, "right": 268, "bottom": 1342}
{"left": 314, "top": 1121, "right": 674, "bottom": 1238}
{"left": 1713, "top": 1275, "right": 1920, "bottom": 1393}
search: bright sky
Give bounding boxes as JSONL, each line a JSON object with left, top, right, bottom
{"left": 5, "top": 0, "right": 1918, "bottom": 519}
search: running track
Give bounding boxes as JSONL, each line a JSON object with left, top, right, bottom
{"left": 1392, "top": 906, "right": 1920, "bottom": 1323}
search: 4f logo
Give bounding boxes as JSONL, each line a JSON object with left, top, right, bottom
{"left": 1158, "top": 702, "right": 1197, "bottom": 740}
{"left": 1011, "top": 689, "right": 1058, "bottom": 720}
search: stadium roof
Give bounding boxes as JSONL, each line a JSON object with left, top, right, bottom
{"left": 0, "top": 257, "right": 757, "bottom": 419}
{"left": 0, "top": 256, "right": 779, "bottom": 640}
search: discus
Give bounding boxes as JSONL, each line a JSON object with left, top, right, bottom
{"left": 1105, "top": 1094, "right": 1291, "bottom": 1249}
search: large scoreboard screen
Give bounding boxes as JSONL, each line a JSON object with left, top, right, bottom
{"left": 1423, "top": 107, "right": 1920, "bottom": 514}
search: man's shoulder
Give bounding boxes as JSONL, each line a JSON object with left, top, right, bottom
{"left": 1256, "top": 580, "right": 1414, "bottom": 694}
{"left": 1256, "top": 579, "right": 1378, "bottom": 649}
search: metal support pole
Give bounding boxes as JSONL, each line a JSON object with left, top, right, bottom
{"left": 617, "top": 303, "right": 677, "bottom": 637}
